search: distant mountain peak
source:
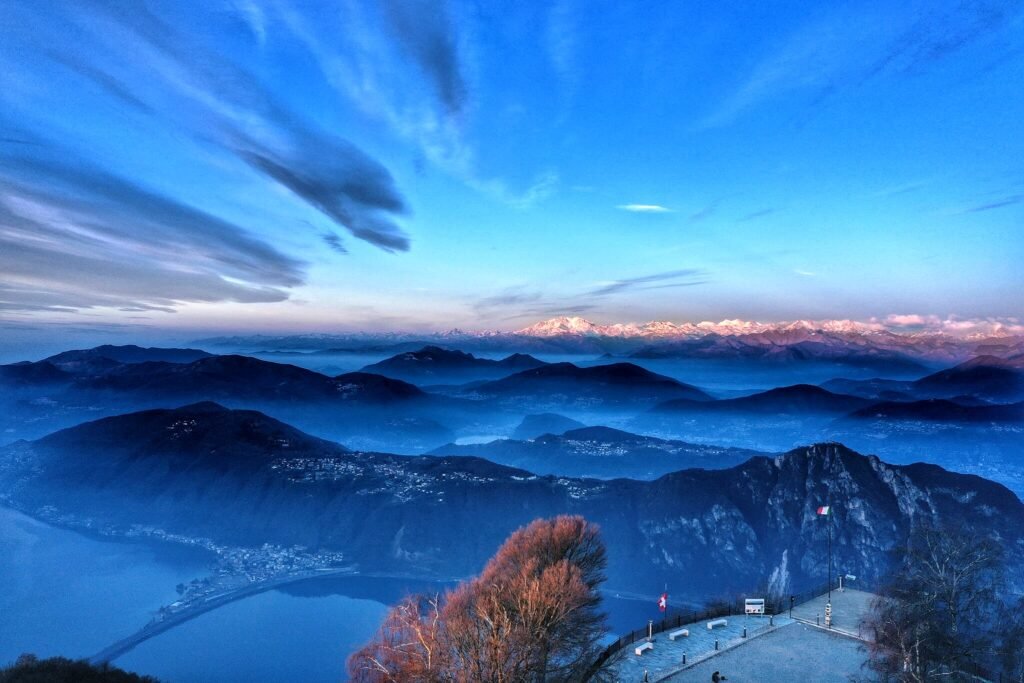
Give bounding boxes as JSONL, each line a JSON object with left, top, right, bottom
{"left": 175, "top": 401, "right": 229, "bottom": 413}
{"left": 515, "top": 316, "right": 602, "bottom": 337}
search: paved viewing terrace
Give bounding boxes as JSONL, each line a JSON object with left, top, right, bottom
{"left": 609, "top": 589, "right": 878, "bottom": 682}
{"left": 611, "top": 613, "right": 795, "bottom": 682}
{"left": 790, "top": 587, "right": 876, "bottom": 640}
{"left": 664, "top": 621, "right": 871, "bottom": 682}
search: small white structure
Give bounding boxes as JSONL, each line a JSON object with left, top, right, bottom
{"left": 707, "top": 618, "right": 727, "bottom": 630}
{"left": 668, "top": 628, "right": 690, "bottom": 640}
{"left": 634, "top": 642, "right": 653, "bottom": 656}
{"left": 745, "top": 598, "right": 766, "bottom": 615}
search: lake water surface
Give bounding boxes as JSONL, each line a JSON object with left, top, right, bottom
{"left": 2, "top": 506, "right": 665, "bottom": 681}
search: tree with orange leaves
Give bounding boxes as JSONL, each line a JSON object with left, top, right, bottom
{"left": 347, "top": 515, "right": 609, "bottom": 683}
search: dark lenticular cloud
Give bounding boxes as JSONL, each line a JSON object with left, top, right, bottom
{"left": 381, "top": 0, "right": 467, "bottom": 114}
{"left": 233, "top": 133, "right": 409, "bottom": 252}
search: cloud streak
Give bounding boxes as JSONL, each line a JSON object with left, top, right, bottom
{"left": 0, "top": 147, "right": 305, "bottom": 313}
{"left": 617, "top": 204, "right": 672, "bottom": 213}
{"left": 586, "top": 269, "right": 708, "bottom": 297}
{"left": 964, "top": 194, "right": 1022, "bottom": 213}
{"left": 5, "top": 0, "right": 411, "bottom": 252}
{"left": 701, "top": 2, "right": 1023, "bottom": 128}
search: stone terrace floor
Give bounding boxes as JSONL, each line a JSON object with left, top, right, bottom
{"left": 662, "top": 621, "right": 873, "bottom": 682}
{"left": 608, "top": 589, "right": 878, "bottom": 683}
{"left": 610, "top": 613, "right": 795, "bottom": 682}
{"left": 790, "top": 588, "right": 876, "bottom": 640}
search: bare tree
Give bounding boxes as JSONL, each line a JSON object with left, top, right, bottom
{"left": 866, "top": 524, "right": 1018, "bottom": 682}
{"left": 347, "top": 594, "right": 451, "bottom": 683}
{"left": 347, "top": 515, "right": 609, "bottom": 683}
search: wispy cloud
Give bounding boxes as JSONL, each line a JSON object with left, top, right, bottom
{"left": 701, "top": 2, "right": 1023, "bottom": 128}
{"left": 472, "top": 268, "right": 708, "bottom": 321}
{"left": 688, "top": 201, "right": 720, "bottom": 223}
{"left": 794, "top": 269, "right": 816, "bottom": 277}
{"left": 0, "top": 147, "right": 304, "bottom": 313}
{"left": 585, "top": 269, "right": 708, "bottom": 297}
{"left": 471, "top": 286, "right": 596, "bottom": 322}
{"left": 472, "top": 287, "right": 543, "bottom": 313}
{"left": 964, "top": 194, "right": 1022, "bottom": 213}
{"left": 266, "top": 0, "right": 555, "bottom": 209}
{"left": 545, "top": 0, "right": 582, "bottom": 115}
{"left": 321, "top": 232, "right": 348, "bottom": 255}
{"left": 738, "top": 208, "right": 776, "bottom": 222}
{"left": 6, "top": 1, "right": 411, "bottom": 252}
{"left": 876, "top": 313, "right": 1024, "bottom": 336}
{"left": 871, "top": 180, "right": 932, "bottom": 198}
{"left": 617, "top": 204, "right": 672, "bottom": 213}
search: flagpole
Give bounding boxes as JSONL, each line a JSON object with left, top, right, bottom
{"left": 827, "top": 510, "right": 832, "bottom": 603}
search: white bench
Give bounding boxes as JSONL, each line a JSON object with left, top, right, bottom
{"left": 707, "top": 618, "right": 727, "bottom": 630}
{"left": 634, "top": 642, "right": 653, "bottom": 656}
{"left": 668, "top": 628, "right": 689, "bottom": 640}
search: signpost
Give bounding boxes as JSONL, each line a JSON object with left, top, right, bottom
{"left": 745, "top": 598, "right": 765, "bottom": 615}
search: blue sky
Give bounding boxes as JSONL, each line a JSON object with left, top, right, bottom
{"left": 2, "top": 0, "right": 1023, "bottom": 346}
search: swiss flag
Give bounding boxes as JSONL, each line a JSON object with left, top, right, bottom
{"left": 658, "top": 593, "right": 668, "bottom": 612}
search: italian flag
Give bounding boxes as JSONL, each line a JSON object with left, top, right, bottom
{"left": 817, "top": 506, "right": 831, "bottom": 515}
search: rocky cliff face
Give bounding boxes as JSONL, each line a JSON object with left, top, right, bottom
{"left": 2, "top": 407, "right": 1021, "bottom": 602}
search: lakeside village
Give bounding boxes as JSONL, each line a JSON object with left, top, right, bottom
{"left": 19, "top": 503, "right": 348, "bottom": 623}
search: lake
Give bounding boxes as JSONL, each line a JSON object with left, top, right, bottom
{"left": 1, "top": 506, "right": 667, "bottom": 681}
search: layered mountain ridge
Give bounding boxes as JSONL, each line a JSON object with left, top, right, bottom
{"left": 2, "top": 404, "right": 1022, "bottom": 599}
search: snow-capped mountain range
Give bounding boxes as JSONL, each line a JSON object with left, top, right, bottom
{"left": 195, "top": 316, "right": 1024, "bottom": 366}
{"left": 513, "top": 316, "right": 889, "bottom": 338}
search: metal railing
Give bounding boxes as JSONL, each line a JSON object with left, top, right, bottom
{"left": 586, "top": 579, "right": 849, "bottom": 679}
{"left": 586, "top": 596, "right": 758, "bottom": 677}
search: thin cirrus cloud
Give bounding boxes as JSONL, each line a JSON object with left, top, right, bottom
{"left": 617, "top": 204, "right": 673, "bottom": 213}
{"left": 738, "top": 208, "right": 776, "bottom": 222}
{"left": 964, "top": 194, "right": 1022, "bottom": 213}
{"left": 700, "top": 1, "right": 1022, "bottom": 128}
{"left": 267, "top": 0, "right": 556, "bottom": 209}
{"left": 585, "top": 269, "right": 708, "bottom": 297}
{"left": 472, "top": 269, "right": 707, "bottom": 320}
